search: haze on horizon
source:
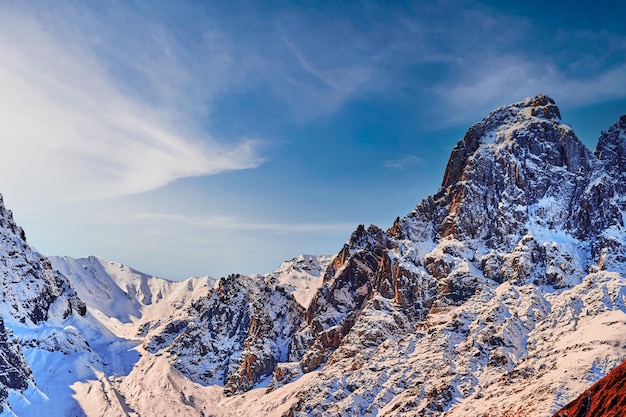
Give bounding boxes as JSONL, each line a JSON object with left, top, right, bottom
{"left": 0, "top": 0, "right": 625, "bottom": 280}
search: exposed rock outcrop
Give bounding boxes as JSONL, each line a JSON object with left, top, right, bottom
{"left": 0, "top": 195, "right": 86, "bottom": 325}
{"left": 0, "top": 315, "right": 32, "bottom": 411}
{"left": 145, "top": 273, "right": 305, "bottom": 395}
{"left": 552, "top": 359, "right": 626, "bottom": 417}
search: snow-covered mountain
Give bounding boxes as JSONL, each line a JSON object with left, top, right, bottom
{"left": 275, "top": 95, "right": 626, "bottom": 416}
{"left": 49, "top": 255, "right": 214, "bottom": 332}
{"left": 0, "top": 94, "right": 624, "bottom": 416}
{"left": 0, "top": 241, "right": 331, "bottom": 415}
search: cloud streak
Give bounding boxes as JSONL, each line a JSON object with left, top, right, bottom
{"left": 0, "top": 7, "right": 263, "bottom": 205}
{"left": 382, "top": 156, "right": 423, "bottom": 169}
{"left": 135, "top": 212, "right": 357, "bottom": 234}
{"left": 431, "top": 56, "right": 626, "bottom": 125}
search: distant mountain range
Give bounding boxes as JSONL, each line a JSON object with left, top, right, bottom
{"left": 0, "top": 94, "right": 624, "bottom": 416}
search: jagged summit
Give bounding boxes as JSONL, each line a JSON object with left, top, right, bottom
{"left": 441, "top": 94, "right": 561, "bottom": 189}
{"left": 483, "top": 93, "right": 562, "bottom": 125}
{"left": 0, "top": 194, "right": 85, "bottom": 325}
{"left": 400, "top": 94, "right": 597, "bottom": 270}
{"left": 441, "top": 94, "right": 590, "bottom": 190}
{"left": 595, "top": 114, "right": 626, "bottom": 179}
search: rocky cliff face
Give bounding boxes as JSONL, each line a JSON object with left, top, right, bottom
{"left": 0, "top": 316, "right": 32, "bottom": 412}
{"left": 0, "top": 195, "right": 86, "bottom": 325}
{"left": 142, "top": 256, "right": 331, "bottom": 396}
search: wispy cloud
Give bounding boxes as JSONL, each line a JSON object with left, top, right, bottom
{"left": 272, "top": 17, "right": 375, "bottom": 119}
{"left": 135, "top": 212, "right": 357, "bottom": 234}
{"left": 431, "top": 55, "right": 626, "bottom": 125}
{"left": 2, "top": 1, "right": 623, "bottom": 205}
{"left": 0, "top": 6, "right": 263, "bottom": 205}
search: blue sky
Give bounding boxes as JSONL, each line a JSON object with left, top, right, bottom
{"left": 0, "top": 0, "right": 625, "bottom": 280}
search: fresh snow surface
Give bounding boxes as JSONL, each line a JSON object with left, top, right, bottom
{"left": 50, "top": 256, "right": 214, "bottom": 337}
{"left": 268, "top": 254, "right": 333, "bottom": 308}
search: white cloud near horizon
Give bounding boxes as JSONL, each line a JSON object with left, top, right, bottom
{"left": 0, "top": 10, "right": 263, "bottom": 206}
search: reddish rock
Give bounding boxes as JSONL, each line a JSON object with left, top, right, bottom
{"left": 552, "top": 360, "right": 626, "bottom": 417}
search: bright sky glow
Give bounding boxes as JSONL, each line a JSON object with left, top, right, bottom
{"left": 1, "top": 0, "right": 625, "bottom": 279}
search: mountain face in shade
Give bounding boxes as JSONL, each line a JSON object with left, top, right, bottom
{"left": 0, "top": 316, "right": 31, "bottom": 412}
{"left": 552, "top": 359, "right": 626, "bottom": 417}
{"left": 0, "top": 195, "right": 86, "bottom": 325}
{"left": 0, "top": 94, "right": 624, "bottom": 417}
{"left": 0, "top": 195, "right": 89, "bottom": 413}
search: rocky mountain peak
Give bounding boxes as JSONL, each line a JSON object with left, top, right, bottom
{"left": 432, "top": 94, "right": 597, "bottom": 248}
{"left": 442, "top": 94, "right": 584, "bottom": 190}
{"left": 0, "top": 195, "right": 26, "bottom": 243}
{"left": 595, "top": 114, "right": 626, "bottom": 180}
{"left": 527, "top": 93, "right": 562, "bottom": 119}
{"left": 288, "top": 96, "right": 626, "bottom": 392}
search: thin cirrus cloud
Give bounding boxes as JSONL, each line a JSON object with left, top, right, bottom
{"left": 0, "top": 9, "right": 263, "bottom": 206}
{"left": 135, "top": 212, "right": 357, "bottom": 234}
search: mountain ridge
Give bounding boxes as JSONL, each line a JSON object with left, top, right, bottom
{"left": 271, "top": 94, "right": 626, "bottom": 415}
{"left": 0, "top": 94, "right": 623, "bottom": 416}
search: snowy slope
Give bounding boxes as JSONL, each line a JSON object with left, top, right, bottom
{"left": 0, "top": 245, "right": 215, "bottom": 415}
{"left": 267, "top": 254, "right": 333, "bottom": 308}
{"left": 50, "top": 255, "right": 214, "bottom": 336}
